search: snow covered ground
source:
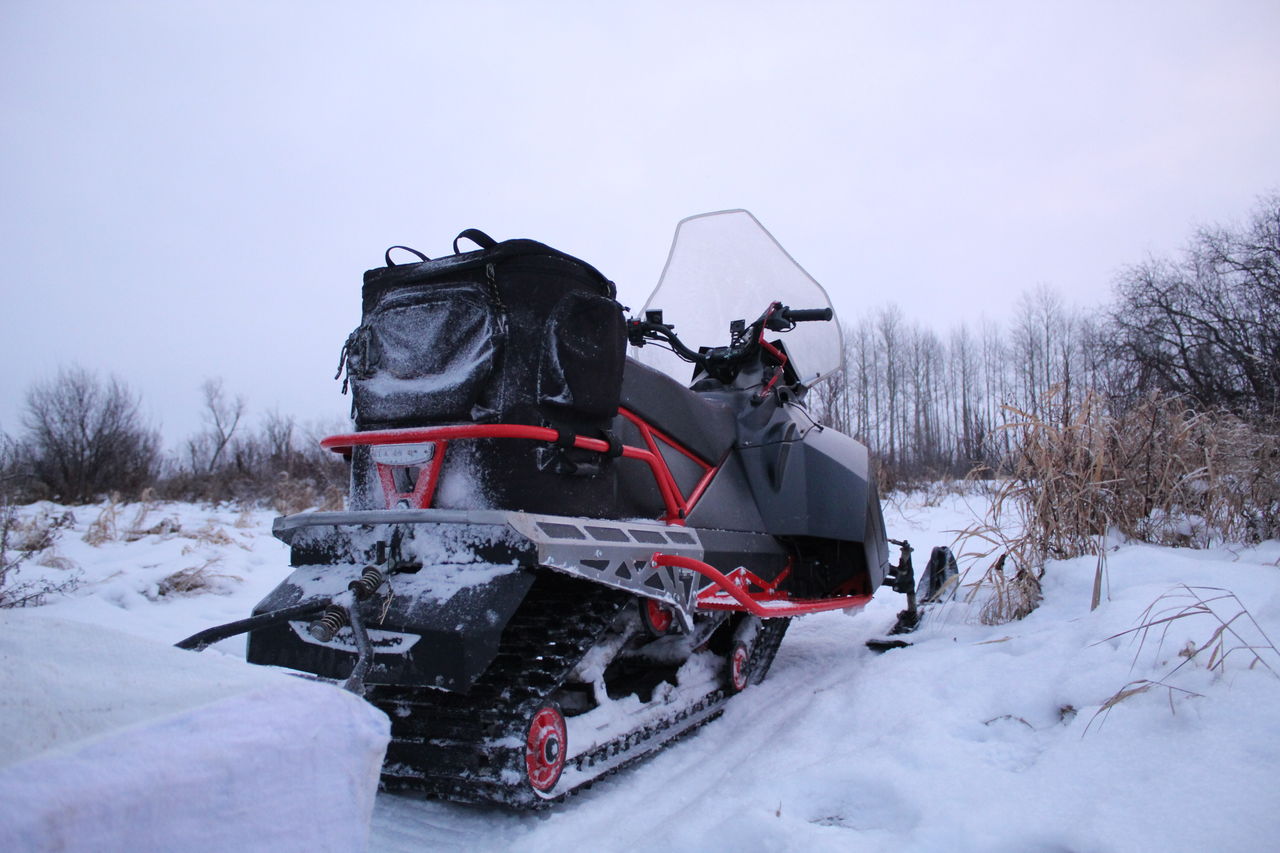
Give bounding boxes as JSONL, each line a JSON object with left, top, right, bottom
{"left": 3, "top": 495, "right": 1279, "bottom": 852}
{"left": 0, "top": 502, "right": 389, "bottom": 853}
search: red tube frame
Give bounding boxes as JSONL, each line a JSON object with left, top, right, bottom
{"left": 651, "top": 553, "right": 872, "bottom": 617}
{"left": 615, "top": 407, "right": 719, "bottom": 519}
{"left": 321, "top": 429, "right": 873, "bottom": 616}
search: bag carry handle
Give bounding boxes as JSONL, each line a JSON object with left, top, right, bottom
{"left": 453, "top": 229, "right": 498, "bottom": 254}
{"left": 385, "top": 245, "right": 430, "bottom": 267}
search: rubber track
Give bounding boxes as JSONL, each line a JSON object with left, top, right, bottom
{"left": 566, "top": 615, "right": 790, "bottom": 784}
{"left": 371, "top": 572, "right": 790, "bottom": 808}
{"left": 370, "top": 572, "right": 630, "bottom": 807}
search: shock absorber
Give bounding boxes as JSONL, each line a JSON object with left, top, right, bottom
{"left": 348, "top": 566, "right": 385, "bottom": 600}
{"left": 308, "top": 567, "right": 385, "bottom": 642}
{"left": 308, "top": 604, "right": 349, "bottom": 642}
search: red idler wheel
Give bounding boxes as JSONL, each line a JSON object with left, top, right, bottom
{"left": 727, "top": 640, "right": 751, "bottom": 693}
{"left": 640, "top": 598, "right": 675, "bottom": 636}
{"left": 525, "top": 705, "right": 568, "bottom": 794}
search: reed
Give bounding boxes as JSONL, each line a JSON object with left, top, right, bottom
{"left": 954, "top": 389, "right": 1278, "bottom": 620}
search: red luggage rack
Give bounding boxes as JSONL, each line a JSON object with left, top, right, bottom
{"left": 320, "top": 410, "right": 717, "bottom": 525}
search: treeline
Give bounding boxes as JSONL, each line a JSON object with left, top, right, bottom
{"left": 808, "top": 288, "right": 1121, "bottom": 484}
{"left": 2, "top": 193, "right": 1276, "bottom": 509}
{"left": 1, "top": 374, "right": 346, "bottom": 511}
{"left": 809, "top": 192, "right": 1280, "bottom": 489}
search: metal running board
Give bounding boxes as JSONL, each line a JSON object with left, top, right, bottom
{"left": 504, "top": 513, "right": 705, "bottom": 631}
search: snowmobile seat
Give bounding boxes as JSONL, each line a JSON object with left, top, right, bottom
{"left": 619, "top": 358, "right": 735, "bottom": 463}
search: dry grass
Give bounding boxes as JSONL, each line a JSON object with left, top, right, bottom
{"left": 82, "top": 498, "right": 122, "bottom": 546}
{"left": 120, "top": 489, "right": 180, "bottom": 542}
{"left": 188, "top": 521, "right": 234, "bottom": 546}
{"left": 1085, "top": 584, "right": 1280, "bottom": 732}
{"left": 153, "top": 558, "right": 243, "bottom": 598}
{"left": 0, "top": 505, "right": 77, "bottom": 555}
{"left": 121, "top": 491, "right": 183, "bottom": 541}
{"left": 125, "top": 516, "right": 182, "bottom": 540}
{"left": 124, "top": 488, "right": 158, "bottom": 531}
{"left": 34, "top": 547, "right": 77, "bottom": 571}
{"left": 1002, "top": 390, "right": 1279, "bottom": 554}
{"left": 1109, "top": 585, "right": 1279, "bottom": 677}
{"left": 962, "top": 553, "right": 1043, "bottom": 625}
{"left": 956, "top": 390, "right": 1280, "bottom": 615}
{"left": 1, "top": 502, "right": 81, "bottom": 607}
{"left": 907, "top": 474, "right": 971, "bottom": 508}
{"left": 1084, "top": 678, "right": 1205, "bottom": 733}
{"left": 271, "top": 472, "right": 345, "bottom": 515}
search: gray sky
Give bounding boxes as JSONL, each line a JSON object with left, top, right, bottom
{"left": 3, "top": 1, "right": 1278, "bottom": 446}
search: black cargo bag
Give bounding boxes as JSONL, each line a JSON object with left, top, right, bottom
{"left": 338, "top": 229, "right": 627, "bottom": 433}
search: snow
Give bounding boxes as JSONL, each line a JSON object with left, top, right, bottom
{"left": 0, "top": 503, "right": 389, "bottom": 852}
{"left": 0, "top": 609, "right": 389, "bottom": 852}
{"left": 289, "top": 559, "right": 520, "bottom": 608}
{"left": 4, "top": 495, "right": 1280, "bottom": 851}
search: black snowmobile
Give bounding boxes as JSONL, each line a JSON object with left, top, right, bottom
{"left": 179, "top": 210, "right": 955, "bottom": 807}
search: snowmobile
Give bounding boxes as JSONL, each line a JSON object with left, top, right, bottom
{"left": 178, "top": 210, "right": 956, "bottom": 807}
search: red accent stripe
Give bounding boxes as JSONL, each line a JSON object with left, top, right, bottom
{"left": 652, "top": 553, "right": 873, "bottom": 617}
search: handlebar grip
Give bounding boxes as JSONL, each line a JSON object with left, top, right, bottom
{"left": 781, "top": 307, "right": 833, "bottom": 322}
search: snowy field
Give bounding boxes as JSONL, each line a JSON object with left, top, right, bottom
{"left": 3, "top": 494, "right": 1279, "bottom": 852}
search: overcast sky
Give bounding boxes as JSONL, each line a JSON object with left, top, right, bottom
{"left": 3, "top": 1, "right": 1278, "bottom": 446}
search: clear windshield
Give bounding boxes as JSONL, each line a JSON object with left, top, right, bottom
{"left": 636, "top": 210, "right": 843, "bottom": 386}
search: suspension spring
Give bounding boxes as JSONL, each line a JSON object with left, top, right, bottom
{"left": 308, "top": 604, "right": 349, "bottom": 642}
{"left": 348, "top": 566, "right": 385, "bottom": 601}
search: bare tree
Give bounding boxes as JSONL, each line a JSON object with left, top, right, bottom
{"left": 1112, "top": 193, "right": 1280, "bottom": 417}
{"left": 805, "top": 335, "right": 852, "bottom": 436}
{"left": 849, "top": 322, "right": 875, "bottom": 446}
{"left": 0, "top": 430, "right": 24, "bottom": 501}
{"left": 782, "top": 198, "right": 1279, "bottom": 486}
{"left": 949, "top": 323, "right": 991, "bottom": 472}
{"left": 261, "top": 410, "right": 296, "bottom": 461}
{"left": 21, "top": 366, "right": 160, "bottom": 503}
{"left": 875, "top": 305, "right": 903, "bottom": 470}
{"left": 187, "top": 378, "right": 247, "bottom": 475}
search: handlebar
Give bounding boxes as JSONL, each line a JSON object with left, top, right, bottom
{"left": 629, "top": 302, "right": 833, "bottom": 389}
{"left": 780, "top": 307, "right": 833, "bottom": 323}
